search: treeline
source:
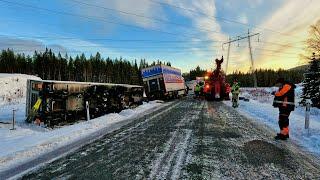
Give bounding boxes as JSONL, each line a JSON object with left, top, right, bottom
{"left": 226, "top": 68, "right": 305, "bottom": 87}
{"left": 0, "top": 48, "right": 171, "bottom": 85}
{"left": 184, "top": 66, "right": 305, "bottom": 87}
{"left": 183, "top": 66, "right": 207, "bottom": 81}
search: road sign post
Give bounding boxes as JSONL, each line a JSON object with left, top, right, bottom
{"left": 305, "top": 99, "right": 311, "bottom": 135}
{"left": 86, "top": 101, "right": 90, "bottom": 121}
{"left": 10, "top": 109, "right": 16, "bottom": 130}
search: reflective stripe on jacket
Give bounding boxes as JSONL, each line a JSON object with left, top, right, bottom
{"left": 194, "top": 85, "right": 201, "bottom": 92}
{"left": 275, "top": 82, "right": 296, "bottom": 111}
{"left": 231, "top": 83, "right": 240, "bottom": 94}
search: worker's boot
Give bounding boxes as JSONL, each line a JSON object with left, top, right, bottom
{"left": 274, "top": 133, "right": 289, "bottom": 140}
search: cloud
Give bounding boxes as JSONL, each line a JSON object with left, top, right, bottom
{"left": 111, "top": 0, "right": 167, "bottom": 29}
{"left": 56, "top": 38, "right": 120, "bottom": 56}
{"left": 167, "top": 0, "right": 227, "bottom": 40}
{"left": 238, "top": 13, "right": 248, "bottom": 24}
{"left": 248, "top": 0, "right": 263, "bottom": 8}
{"left": 254, "top": 0, "right": 320, "bottom": 68}
{"left": 165, "top": 0, "right": 228, "bottom": 70}
{"left": 229, "top": 0, "right": 320, "bottom": 72}
{"left": 0, "top": 36, "right": 120, "bottom": 58}
{"left": 0, "top": 37, "right": 68, "bottom": 54}
{"left": 69, "top": 0, "right": 166, "bottom": 31}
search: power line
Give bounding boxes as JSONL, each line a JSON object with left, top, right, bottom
{"left": 256, "top": 53, "right": 300, "bottom": 58}
{"left": 149, "top": 0, "right": 304, "bottom": 39}
{"left": 221, "top": 35, "right": 306, "bottom": 48}
{"left": 0, "top": 18, "right": 161, "bottom": 44}
{"left": 257, "top": 40, "right": 306, "bottom": 49}
{"left": 0, "top": 0, "right": 222, "bottom": 42}
{"left": 1, "top": 41, "right": 304, "bottom": 56}
{"left": 252, "top": 47, "right": 302, "bottom": 58}
{"left": 1, "top": 38, "right": 305, "bottom": 57}
{"left": 2, "top": 49, "right": 223, "bottom": 56}
{"left": 2, "top": 48, "right": 218, "bottom": 53}
{"left": 3, "top": 47, "right": 301, "bottom": 60}
{"left": 226, "top": 50, "right": 301, "bottom": 58}
{"left": 223, "top": 30, "right": 260, "bottom": 87}
{"left": 1, "top": 47, "right": 299, "bottom": 58}
{"left": 67, "top": 0, "right": 223, "bottom": 35}
{"left": 0, "top": 0, "right": 308, "bottom": 59}
{"left": 253, "top": 52, "right": 299, "bottom": 59}
{"left": 0, "top": 34, "right": 225, "bottom": 43}
{"left": 1, "top": 0, "right": 307, "bottom": 56}
{"left": 0, "top": 42, "right": 224, "bottom": 48}
{"left": 254, "top": 47, "right": 303, "bottom": 55}
{"left": 0, "top": 17, "right": 219, "bottom": 48}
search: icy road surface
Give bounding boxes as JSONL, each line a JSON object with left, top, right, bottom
{"left": 21, "top": 97, "right": 320, "bottom": 179}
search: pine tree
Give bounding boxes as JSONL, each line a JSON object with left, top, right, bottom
{"left": 301, "top": 53, "right": 320, "bottom": 107}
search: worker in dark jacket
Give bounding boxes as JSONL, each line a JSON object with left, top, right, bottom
{"left": 273, "top": 78, "right": 296, "bottom": 140}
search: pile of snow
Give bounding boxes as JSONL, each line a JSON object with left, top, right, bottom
{"left": 240, "top": 87, "right": 277, "bottom": 104}
{"left": 0, "top": 74, "right": 41, "bottom": 123}
{"left": 240, "top": 84, "right": 304, "bottom": 104}
{"left": 225, "top": 86, "right": 320, "bottom": 155}
{"left": 0, "top": 100, "right": 169, "bottom": 172}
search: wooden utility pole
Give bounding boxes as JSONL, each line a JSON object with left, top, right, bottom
{"left": 223, "top": 30, "right": 260, "bottom": 87}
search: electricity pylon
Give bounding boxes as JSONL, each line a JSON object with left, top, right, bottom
{"left": 223, "top": 30, "right": 259, "bottom": 87}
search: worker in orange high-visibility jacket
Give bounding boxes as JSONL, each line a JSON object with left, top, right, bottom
{"left": 273, "top": 78, "right": 296, "bottom": 140}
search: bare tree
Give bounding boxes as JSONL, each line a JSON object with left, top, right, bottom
{"left": 306, "top": 19, "right": 320, "bottom": 56}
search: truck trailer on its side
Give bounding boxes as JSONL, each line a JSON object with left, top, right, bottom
{"left": 141, "top": 65, "right": 186, "bottom": 99}
{"left": 26, "top": 79, "right": 143, "bottom": 127}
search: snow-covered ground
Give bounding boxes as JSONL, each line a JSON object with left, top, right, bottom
{"left": 224, "top": 86, "right": 320, "bottom": 155}
{"left": 0, "top": 74, "right": 40, "bottom": 123}
{"left": 0, "top": 73, "right": 168, "bottom": 172}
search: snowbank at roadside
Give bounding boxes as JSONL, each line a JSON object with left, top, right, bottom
{"left": 225, "top": 87, "right": 320, "bottom": 155}
{"left": 0, "top": 100, "right": 168, "bottom": 172}
{"left": 0, "top": 74, "right": 41, "bottom": 123}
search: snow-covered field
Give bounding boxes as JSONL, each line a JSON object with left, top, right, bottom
{"left": 224, "top": 86, "right": 320, "bottom": 155}
{"left": 0, "top": 73, "right": 167, "bottom": 172}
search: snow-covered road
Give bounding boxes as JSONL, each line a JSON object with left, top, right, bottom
{"left": 20, "top": 97, "right": 320, "bottom": 179}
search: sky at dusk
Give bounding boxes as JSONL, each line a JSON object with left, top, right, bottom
{"left": 0, "top": 0, "right": 319, "bottom": 73}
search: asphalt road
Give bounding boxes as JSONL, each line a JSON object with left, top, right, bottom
{"left": 21, "top": 97, "right": 320, "bottom": 179}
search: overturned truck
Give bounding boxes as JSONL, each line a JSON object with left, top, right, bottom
{"left": 26, "top": 80, "right": 143, "bottom": 127}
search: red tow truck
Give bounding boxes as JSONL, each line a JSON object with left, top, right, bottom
{"left": 203, "top": 56, "right": 230, "bottom": 100}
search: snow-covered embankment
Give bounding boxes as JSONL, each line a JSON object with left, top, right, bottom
{"left": 224, "top": 87, "right": 320, "bottom": 155}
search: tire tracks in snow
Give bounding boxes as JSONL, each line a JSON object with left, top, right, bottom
{"left": 21, "top": 100, "right": 185, "bottom": 179}
{"left": 149, "top": 100, "right": 204, "bottom": 179}
{"left": 183, "top": 101, "right": 320, "bottom": 179}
